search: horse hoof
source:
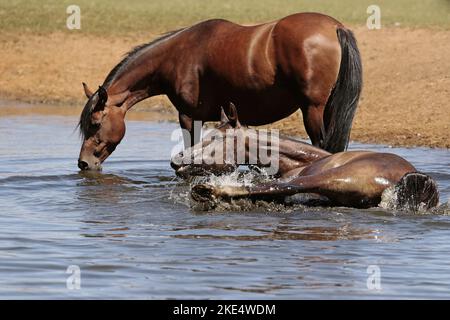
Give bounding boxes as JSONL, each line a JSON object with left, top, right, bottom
{"left": 191, "top": 184, "right": 216, "bottom": 202}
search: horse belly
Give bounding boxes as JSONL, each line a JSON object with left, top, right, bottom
{"left": 232, "top": 90, "right": 300, "bottom": 126}
{"left": 198, "top": 81, "right": 300, "bottom": 125}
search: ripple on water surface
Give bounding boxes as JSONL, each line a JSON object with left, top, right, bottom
{"left": 0, "top": 115, "right": 449, "bottom": 299}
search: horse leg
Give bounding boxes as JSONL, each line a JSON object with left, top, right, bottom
{"left": 179, "top": 113, "right": 203, "bottom": 148}
{"left": 192, "top": 119, "right": 203, "bottom": 146}
{"left": 179, "top": 113, "right": 192, "bottom": 148}
{"left": 170, "top": 68, "right": 202, "bottom": 148}
{"left": 285, "top": 30, "right": 340, "bottom": 150}
{"left": 300, "top": 104, "right": 325, "bottom": 148}
{"left": 191, "top": 167, "right": 369, "bottom": 205}
{"left": 191, "top": 177, "right": 321, "bottom": 203}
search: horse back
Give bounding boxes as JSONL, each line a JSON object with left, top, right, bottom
{"left": 193, "top": 19, "right": 278, "bottom": 89}
{"left": 160, "top": 13, "right": 345, "bottom": 123}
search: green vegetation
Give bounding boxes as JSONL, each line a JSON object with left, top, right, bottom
{"left": 0, "top": 0, "right": 449, "bottom": 34}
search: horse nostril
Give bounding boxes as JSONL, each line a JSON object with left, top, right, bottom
{"left": 170, "top": 161, "right": 181, "bottom": 170}
{"left": 78, "top": 160, "right": 89, "bottom": 170}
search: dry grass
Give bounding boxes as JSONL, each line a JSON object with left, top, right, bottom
{"left": 0, "top": 0, "right": 449, "bottom": 35}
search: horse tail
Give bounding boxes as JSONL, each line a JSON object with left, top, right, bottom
{"left": 322, "top": 27, "right": 363, "bottom": 153}
{"left": 394, "top": 172, "right": 439, "bottom": 212}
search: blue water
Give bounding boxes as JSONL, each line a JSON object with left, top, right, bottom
{"left": 0, "top": 114, "right": 449, "bottom": 299}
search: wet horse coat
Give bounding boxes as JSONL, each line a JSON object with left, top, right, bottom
{"left": 191, "top": 147, "right": 439, "bottom": 210}
{"left": 181, "top": 106, "right": 439, "bottom": 209}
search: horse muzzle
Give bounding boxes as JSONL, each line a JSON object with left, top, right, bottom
{"left": 78, "top": 159, "right": 102, "bottom": 171}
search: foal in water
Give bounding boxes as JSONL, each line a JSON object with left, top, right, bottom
{"left": 177, "top": 105, "right": 439, "bottom": 210}
{"left": 78, "top": 12, "right": 362, "bottom": 171}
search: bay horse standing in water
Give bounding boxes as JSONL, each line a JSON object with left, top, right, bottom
{"left": 78, "top": 12, "right": 362, "bottom": 171}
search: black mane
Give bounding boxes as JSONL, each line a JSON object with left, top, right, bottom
{"left": 103, "top": 28, "right": 185, "bottom": 87}
{"left": 78, "top": 90, "right": 100, "bottom": 139}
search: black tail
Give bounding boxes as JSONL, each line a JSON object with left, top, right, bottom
{"left": 322, "top": 27, "right": 363, "bottom": 153}
{"left": 394, "top": 172, "right": 439, "bottom": 212}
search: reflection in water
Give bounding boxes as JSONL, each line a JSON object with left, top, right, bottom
{"left": 170, "top": 222, "right": 381, "bottom": 241}
{"left": 74, "top": 170, "right": 168, "bottom": 206}
{"left": 75, "top": 170, "right": 175, "bottom": 239}
{"left": 77, "top": 171, "right": 129, "bottom": 184}
{"left": 214, "top": 254, "right": 355, "bottom": 294}
{"left": 80, "top": 226, "right": 130, "bottom": 239}
{"left": 76, "top": 172, "right": 137, "bottom": 211}
{"left": 1, "top": 115, "right": 450, "bottom": 299}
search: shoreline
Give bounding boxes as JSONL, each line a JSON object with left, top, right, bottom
{"left": 1, "top": 27, "right": 449, "bottom": 149}
{"left": 1, "top": 98, "right": 448, "bottom": 150}
{"left": 0, "top": 98, "right": 177, "bottom": 123}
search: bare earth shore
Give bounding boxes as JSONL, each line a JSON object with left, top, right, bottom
{"left": 0, "top": 27, "right": 449, "bottom": 148}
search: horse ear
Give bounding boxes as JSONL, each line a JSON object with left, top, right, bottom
{"left": 228, "top": 102, "right": 241, "bottom": 128}
{"left": 82, "top": 82, "right": 93, "bottom": 99}
{"left": 220, "top": 107, "right": 230, "bottom": 124}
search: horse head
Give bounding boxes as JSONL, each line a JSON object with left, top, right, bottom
{"left": 170, "top": 103, "right": 244, "bottom": 178}
{"left": 77, "top": 83, "right": 129, "bottom": 171}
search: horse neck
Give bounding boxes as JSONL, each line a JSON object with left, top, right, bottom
{"left": 233, "top": 129, "right": 274, "bottom": 166}
{"left": 107, "top": 55, "right": 159, "bottom": 94}
{"left": 278, "top": 136, "right": 331, "bottom": 163}
{"left": 237, "top": 130, "right": 330, "bottom": 169}
{"left": 104, "top": 39, "right": 175, "bottom": 105}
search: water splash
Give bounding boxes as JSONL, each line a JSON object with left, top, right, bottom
{"left": 188, "top": 169, "right": 266, "bottom": 211}
{"left": 379, "top": 186, "right": 398, "bottom": 210}
{"left": 204, "top": 168, "right": 267, "bottom": 188}
{"left": 380, "top": 185, "right": 449, "bottom": 215}
{"left": 183, "top": 168, "right": 449, "bottom": 215}
{"left": 187, "top": 168, "right": 330, "bottom": 212}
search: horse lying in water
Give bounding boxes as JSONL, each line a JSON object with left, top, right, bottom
{"left": 172, "top": 104, "right": 439, "bottom": 210}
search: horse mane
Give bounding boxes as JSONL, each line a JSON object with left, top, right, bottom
{"left": 78, "top": 28, "right": 186, "bottom": 139}
{"left": 78, "top": 91, "right": 99, "bottom": 139}
{"left": 103, "top": 28, "right": 186, "bottom": 87}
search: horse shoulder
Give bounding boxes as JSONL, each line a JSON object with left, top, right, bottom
{"left": 175, "top": 65, "right": 202, "bottom": 107}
